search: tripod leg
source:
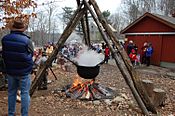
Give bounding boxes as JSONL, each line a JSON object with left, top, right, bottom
{"left": 49, "top": 67, "right": 58, "bottom": 80}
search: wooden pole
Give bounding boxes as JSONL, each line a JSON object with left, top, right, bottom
{"left": 85, "top": 10, "right": 91, "bottom": 46}
{"left": 76, "top": 0, "right": 91, "bottom": 47}
{"left": 83, "top": 1, "right": 149, "bottom": 115}
{"left": 85, "top": 0, "right": 156, "bottom": 113}
{"left": 49, "top": 67, "right": 57, "bottom": 80}
{"left": 90, "top": 0, "right": 157, "bottom": 113}
{"left": 88, "top": 0, "right": 157, "bottom": 114}
{"left": 30, "top": 5, "right": 86, "bottom": 96}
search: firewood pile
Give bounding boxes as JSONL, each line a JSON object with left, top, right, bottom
{"left": 62, "top": 79, "right": 117, "bottom": 100}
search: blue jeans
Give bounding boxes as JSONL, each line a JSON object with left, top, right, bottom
{"left": 7, "top": 74, "right": 31, "bottom": 116}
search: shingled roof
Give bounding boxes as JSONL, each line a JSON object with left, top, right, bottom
{"left": 121, "top": 12, "right": 175, "bottom": 33}
{"left": 154, "top": 13, "right": 175, "bottom": 25}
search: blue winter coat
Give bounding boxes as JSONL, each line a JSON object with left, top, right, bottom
{"left": 1, "top": 31, "right": 34, "bottom": 76}
{"left": 146, "top": 47, "right": 153, "bottom": 57}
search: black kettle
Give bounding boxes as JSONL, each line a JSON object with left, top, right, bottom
{"left": 62, "top": 55, "right": 104, "bottom": 79}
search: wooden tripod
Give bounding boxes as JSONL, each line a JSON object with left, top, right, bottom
{"left": 30, "top": 0, "right": 157, "bottom": 115}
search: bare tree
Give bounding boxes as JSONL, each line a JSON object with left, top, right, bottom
{"left": 110, "top": 12, "right": 127, "bottom": 32}
{"left": 138, "top": 0, "right": 156, "bottom": 13}
{"left": 27, "top": 1, "right": 61, "bottom": 47}
{"left": 158, "top": 0, "right": 175, "bottom": 16}
{"left": 121, "top": 0, "right": 158, "bottom": 24}
{"left": 44, "top": 3, "right": 57, "bottom": 42}
{"left": 35, "top": 12, "right": 48, "bottom": 46}
{"left": 121, "top": 0, "right": 140, "bottom": 23}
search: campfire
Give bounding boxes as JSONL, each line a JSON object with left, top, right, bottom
{"left": 60, "top": 48, "right": 116, "bottom": 100}
{"left": 62, "top": 75, "right": 117, "bottom": 100}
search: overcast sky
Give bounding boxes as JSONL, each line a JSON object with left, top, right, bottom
{"left": 34, "top": 0, "right": 122, "bottom": 33}
{"left": 37, "top": 0, "right": 121, "bottom": 13}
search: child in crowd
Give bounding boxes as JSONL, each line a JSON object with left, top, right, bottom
{"left": 141, "top": 42, "right": 148, "bottom": 64}
{"left": 35, "top": 52, "right": 48, "bottom": 90}
{"left": 57, "top": 55, "right": 66, "bottom": 71}
{"left": 104, "top": 45, "right": 110, "bottom": 64}
{"left": 129, "top": 49, "right": 141, "bottom": 66}
{"left": 145, "top": 43, "right": 153, "bottom": 66}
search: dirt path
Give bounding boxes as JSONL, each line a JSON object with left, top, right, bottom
{"left": 0, "top": 63, "right": 175, "bottom": 116}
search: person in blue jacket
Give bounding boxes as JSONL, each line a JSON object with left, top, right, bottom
{"left": 1, "top": 19, "right": 34, "bottom": 116}
{"left": 145, "top": 43, "right": 153, "bottom": 66}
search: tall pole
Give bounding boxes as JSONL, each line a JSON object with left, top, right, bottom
{"left": 89, "top": 0, "right": 157, "bottom": 113}
{"left": 76, "top": 0, "right": 91, "bottom": 47}
{"left": 30, "top": 4, "right": 86, "bottom": 96}
{"left": 83, "top": 1, "right": 149, "bottom": 115}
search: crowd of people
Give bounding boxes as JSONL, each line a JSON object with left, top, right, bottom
{"left": 126, "top": 40, "right": 154, "bottom": 67}
{"left": 0, "top": 17, "right": 154, "bottom": 116}
{"left": 34, "top": 39, "right": 155, "bottom": 74}
{"left": 39, "top": 42, "right": 111, "bottom": 65}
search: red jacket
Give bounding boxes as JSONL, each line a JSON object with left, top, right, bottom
{"left": 105, "top": 47, "right": 110, "bottom": 56}
{"left": 129, "top": 53, "right": 137, "bottom": 61}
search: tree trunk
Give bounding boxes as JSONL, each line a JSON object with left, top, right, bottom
{"left": 152, "top": 88, "right": 166, "bottom": 107}
{"left": 141, "top": 79, "right": 154, "bottom": 98}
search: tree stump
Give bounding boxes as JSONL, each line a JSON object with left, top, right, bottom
{"left": 141, "top": 79, "right": 154, "bottom": 98}
{"left": 152, "top": 88, "right": 166, "bottom": 107}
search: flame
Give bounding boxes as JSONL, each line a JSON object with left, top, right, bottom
{"left": 72, "top": 74, "right": 83, "bottom": 87}
{"left": 68, "top": 75, "right": 97, "bottom": 99}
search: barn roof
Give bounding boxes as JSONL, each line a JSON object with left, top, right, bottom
{"left": 121, "top": 12, "right": 175, "bottom": 33}
{"left": 154, "top": 13, "right": 175, "bottom": 25}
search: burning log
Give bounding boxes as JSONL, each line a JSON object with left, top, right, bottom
{"left": 63, "top": 75, "right": 116, "bottom": 100}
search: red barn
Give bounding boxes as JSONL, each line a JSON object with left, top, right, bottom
{"left": 121, "top": 12, "right": 175, "bottom": 68}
